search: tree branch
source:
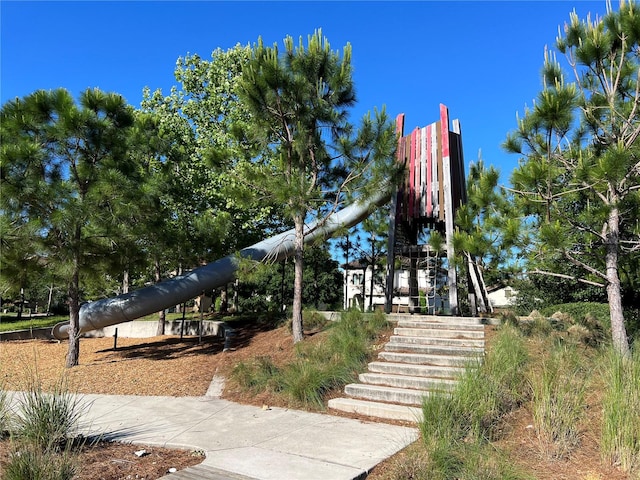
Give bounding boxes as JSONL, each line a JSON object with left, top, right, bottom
{"left": 563, "top": 250, "right": 607, "bottom": 281}
{"left": 528, "top": 268, "right": 605, "bottom": 287}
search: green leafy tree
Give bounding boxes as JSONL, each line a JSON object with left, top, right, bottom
{"left": 1, "top": 88, "right": 137, "bottom": 366}
{"left": 237, "top": 30, "right": 399, "bottom": 342}
{"left": 237, "top": 243, "right": 343, "bottom": 312}
{"left": 504, "top": 2, "right": 640, "bottom": 355}
{"left": 141, "top": 45, "right": 283, "bottom": 267}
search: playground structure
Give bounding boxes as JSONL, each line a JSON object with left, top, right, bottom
{"left": 384, "top": 105, "right": 490, "bottom": 315}
{"left": 52, "top": 105, "right": 488, "bottom": 341}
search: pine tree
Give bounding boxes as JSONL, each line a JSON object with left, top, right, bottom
{"left": 1, "top": 88, "right": 137, "bottom": 366}
{"left": 237, "top": 30, "right": 398, "bottom": 342}
{"left": 504, "top": 2, "right": 640, "bottom": 355}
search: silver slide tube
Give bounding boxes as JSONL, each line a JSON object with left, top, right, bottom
{"left": 52, "top": 190, "right": 390, "bottom": 340}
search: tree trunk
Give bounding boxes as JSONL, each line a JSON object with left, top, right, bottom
{"left": 220, "top": 287, "right": 228, "bottom": 313}
{"left": 606, "top": 205, "right": 629, "bottom": 356}
{"left": 233, "top": 278, "right": 239, "bottom": 312}
{"left": 291, "top": 217, "right": 305, "bottom": 343}
{"left": 361, "top": 266, "right": 367, "bottom": 311}
{"left": 122, "top": 269, "right": 130, "bottom": 294}
{"left": 155, "top": 258, "right": 166, "bottom": 336}
{"left": 46, "top": 284, "right": 53, "bottom": 315}
{"left": 368, "top": 263, "right": 375, "bottom": 311}
{"left": 65, "top": 264, "right": 80, "bottom": 368}
{"left": 280, "top": 259, "right": 287, "bottom": 312}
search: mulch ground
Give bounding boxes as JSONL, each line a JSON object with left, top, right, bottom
{"left": 0, "top": 322, "right": 635, "bottom": 479}
{"left": 0, "top": 321, "right": 293, "bottom": 479}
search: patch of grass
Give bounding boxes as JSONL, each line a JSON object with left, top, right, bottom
{"left": 397, "top": 431, "right": 530, "bottom": 480}
{"left": 228, "top": 310, "right": 389, "bottom": 409}
{"left": 452, "top": 443, "right": 531, "bottom": 480}
{"left": 301, "top": 310, "right": 329, "bottom": 332}
{"left": 601, "top": 343, "right": 640, "bottom": 474}
{"left": 3, "top": 441, "right": 78, "bottom": 480}
{"left": 541, "top": 302, "right": 611, "bottom": 335}
{"left": 529, "top": 343, "right": 589, "bottom": 459}
{"left": 15, "top": 376, "right": 88, "bottom": 451}
{"left": 0, "top": 385, "right": 10, "bottom": 436}
{"left": 230, "top": 356, "right": 281, "bottom": 394}
{"left": 0, "top": 315, "right": 68, "bottom": 333}
{"left": 381, "top": 445, "right": 432, "bottom": 480}
{"left": 521, "top": 312, "right": 555, "bottom": 337}
{"left": 2, "top": 372, "right": 88, "bottom": 480}
{"left": 421, "top": 324, "right": 529, "bottom": 449}
{"left": 279, "top": 354, "right": 352, "bottom": 409}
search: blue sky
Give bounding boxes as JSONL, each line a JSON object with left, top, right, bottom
{"left": 2, "top": 1, "right": 608, "bottom": 186}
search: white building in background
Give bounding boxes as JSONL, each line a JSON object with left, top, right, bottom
{"left": 487, "top": 285, "right": 518, "bottom": 309}
{"left": 343, "top": 261, "right": 449, "bottom": 313}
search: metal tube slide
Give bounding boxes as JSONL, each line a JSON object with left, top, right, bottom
{"left": 52, "top": 190, "right": 390, "bottom": 340}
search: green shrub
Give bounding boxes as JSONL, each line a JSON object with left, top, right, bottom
{"left": 601, "top": 344, "right": 640, "bottom": 473}
{"left": 541, "top": 302, "right": 611, "bottom": 333}
{"left": 625, "top": 308, "right": 640, "bottom": 344}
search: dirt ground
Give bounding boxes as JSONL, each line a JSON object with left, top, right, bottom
{"left": 0, "top": 322, "right": 635, "bottom": 479}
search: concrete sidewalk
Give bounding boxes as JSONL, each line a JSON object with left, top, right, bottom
{"left": 69, "top": 393, "right": 418, "bottom": 480}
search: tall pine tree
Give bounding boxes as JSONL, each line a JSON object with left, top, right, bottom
{"left": 1, "top": 88, "right": 137, "bottom": 366}
{"left": 237, "top": 30, "right": 399, "bottom": 342}
{"left": 504, "top": 2, "right": 640, "bottom": 355}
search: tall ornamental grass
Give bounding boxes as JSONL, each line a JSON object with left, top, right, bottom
{"left": 601, "top": 344, "right": 640, "bottom": 474}
{"left": 530, "top": 344, "right": 588, "bottom": 459}
{"left": 229, "top": 310, "right": 389, "bottom": 409}
{"left": 2, "top": 374, "right": 87, "bottom": 480}
{"left": 0, "top": 385, "right": 10, "bottom": 435}
{"left": 16, "top": 376, "right": 87, "bottom": 451}
{"left": 421, "top": 324, "right": 528, "bottom": 446}
{"left": 419, "top": 324, "right": 529, "bottom": 478}
{"left": 3, "top": 443, "right": 78, "bottom": 480}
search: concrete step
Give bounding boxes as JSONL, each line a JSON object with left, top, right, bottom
{"left": 389, "top": 335, "right": 485, "bottom": 348}
{"left": 395, "top": 319, "right": 485, "bottom": 331}
{"left": 379, "top": 351, "right": 481, "bottom": 367}
{"left": 394, "top": 327, "right": 485, "bottom": 339}
{"left": 328, "top": 397, "right": 424, "bottom": 423}
{"left": 359, "top": 372, "right": 457, "bottom": 391}
{"left": 384, "top": 342, "right": 484, "bottom": 357}
{"left": 161, "top": 464, "right": 258, "bottom": 479}
{"left": 367, "top": 361, "right": 465, "bottom": 379}
{"left": 344, "top": 383, "right": 436, "bottom": 406}
{"left": 388, "top": 314, "right": 487, "bottom": 326}
{"left": 328, "top": 314, "right": 486, "bottom": 424}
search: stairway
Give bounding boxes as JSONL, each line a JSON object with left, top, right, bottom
{"left": 328, "top": 314, "right": 485, "bottom": 423}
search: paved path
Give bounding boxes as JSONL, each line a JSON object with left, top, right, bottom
{"left": 61, "top": 393, "right": 417, "bottom": 480}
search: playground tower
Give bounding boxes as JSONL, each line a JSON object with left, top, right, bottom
{"left": 384, "top": 105, "right": 489, "bottom": 315}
